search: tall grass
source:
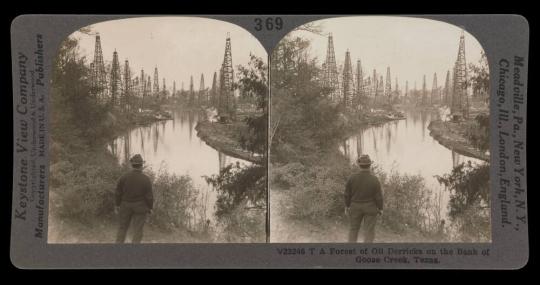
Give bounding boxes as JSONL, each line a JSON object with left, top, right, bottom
{"left": 271, "top": 156, "right": 442, "bottom": 237}
{"left": 49, "top": 141, "right": 210, "bottom": 241}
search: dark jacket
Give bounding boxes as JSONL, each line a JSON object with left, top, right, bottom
{"left": 115, "top": 169, "right": 154, "bottom": 209}
{"left": 344, "top": 169, "right": 383, "bottom": 210}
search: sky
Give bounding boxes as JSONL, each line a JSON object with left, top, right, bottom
{"left": 72, "top": 17, "right": 267, "bottom": 91}
{"left": 288, "top": 16, "right": 486, "bottom": 91}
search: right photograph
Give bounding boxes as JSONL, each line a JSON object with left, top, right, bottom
{"left": 269, "top": 16, "right": 491, "bottom": 243}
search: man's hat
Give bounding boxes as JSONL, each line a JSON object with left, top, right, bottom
{"left": 357, "top": 154, "right": 373, "bottom": 166}
{"left": 129, "top": 154, "right": 144, "bottom": 165}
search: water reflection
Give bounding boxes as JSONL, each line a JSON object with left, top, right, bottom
{"left": 108, "top": 109, "right": 250, "bottom": 221}
{"left": 340, "top": 109, "right": 483, "bottom": 217}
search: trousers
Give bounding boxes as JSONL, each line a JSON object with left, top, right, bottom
{"left": 348, "top": 201, "right": 378, "bottom": 243}
{"left": 116, "top": 201, "right": 150, "bottom": 243}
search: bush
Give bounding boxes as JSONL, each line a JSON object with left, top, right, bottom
{"left": 436, "top": 162, "right": 491, "bottom": 241}
{"left": 214, "top": 200, "right": 266, "bottom": 243}
{"left": 147, "top": 165, "right": 203, "bottom": 232}
{"left": 376, "top": 169, "right": 441, "bottom": 234}
{"left": 49, "top": 149, "right": 122, "bottom": 223}
{"left": 273, "top": 157, "right": 352, "bottom": 220}
{"left": 49, "top": 144, "right": 205, "bottom": 235}
{"left": 464, "top": 114, "right": 490, "bottom": 152}
{"left": 273, "top": 159, "right": 441, "bottom": 236}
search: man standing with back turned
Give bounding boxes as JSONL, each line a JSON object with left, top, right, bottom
{"left": 344, "top": 154, "right": 383, "bottom": 243}
{"left": 115, "top": 154, "right": 153, "bottom": 243}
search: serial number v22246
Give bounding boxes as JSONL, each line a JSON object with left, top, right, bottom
{"left": 277, "top": 248, "right": 306, "bottom": 255}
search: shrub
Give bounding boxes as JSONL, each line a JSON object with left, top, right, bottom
{"left": 436, "top": 161, "right": 491, "bottom": 241}
{"left": 274, "top": 158, "right": 352, "bottom": 220}
{"left": 376, "top": 169, "right": 441, "bottom": 234}
{"left": 147, "top": 165, "right": 202, "bottom": 232}
{"left": 214, "top": 200, "right": 266, "bottom": 243}
{"left": 464, "top": 114, "right": 490, "bottom": 152}
{"left": 274, "top": 160, "right": 441, "bottom": 236}
{"left": 49, "top": 149, "right": 122, "bottom": 223}
{"left": 49, "top": 146, "right": 205, "bottom": 235}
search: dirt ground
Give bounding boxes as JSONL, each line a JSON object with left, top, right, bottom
{"left": 47, "top": 216, "right": 213, "bottom": 244}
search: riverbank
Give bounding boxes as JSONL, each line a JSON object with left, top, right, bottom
{"left": 342, "top": 108, "right": 406, "bottom": 140}
{"left": 131, "top": 108, "right": 173, "bottom": 126}
{"left": 428, "top": 119, "right": 490, "bottom": 162}
{"left": 195, "top": 120, "right": 264, "bottom": 164}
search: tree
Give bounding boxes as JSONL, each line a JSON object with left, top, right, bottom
{"left": 270, "top": 35, "right": 346, "bottom": 163}
{"left": 436, "top": 162, "right": 490, "bottom": 241}
{"left": 468, "top": 51, "right": 489, "bottom": 104}
{"left": 51, "top": 34, "right": 110, "bottom": 146}
{"left": 235, "top": 54, "right": 268, "bottom": 155}
{"left": 204, "top": 55, "right": 268, "bottom": 226}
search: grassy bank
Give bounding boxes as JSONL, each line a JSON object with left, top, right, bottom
{"left": 428, "top": 119, "right": 490, "bottom": 162}
{"left": 48, "top": 132, "right": 215, "bottom": 243}
{"left": 270, "top": 152, "right": 444, "bottom": 243}
{"left": 195, "top": 120, "right": 264, "bottom": 164}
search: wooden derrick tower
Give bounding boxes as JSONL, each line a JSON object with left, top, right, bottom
{"left": 91, "top": 33, "right": 108, "bottom": 102}
{"left": 451, "top": 31, "right": 469, "bottom": 119}
{"left": 219, "top": 34, "right": 235, "bottom": 119}
{"left": 322, "top": 33, "right": 340, "bottom": 102}
{"left": 342, "top": 50, "right": 354, "bottom": 109}
{"left": 385, "top": 67, "right": 392, "bottom": 102}
{"left": 354, "top": 60, "right": 364, "bottom": 109}
{"left": 109, "top": 50, "right": 121, "bottom": 106}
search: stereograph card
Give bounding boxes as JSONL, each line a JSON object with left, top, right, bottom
{"left": 10, "top": 15, "right": 528, "bottom": 269}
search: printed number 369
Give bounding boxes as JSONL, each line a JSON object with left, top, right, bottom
{"left": 254, "top": 17, "right": 283, "bottom": 31}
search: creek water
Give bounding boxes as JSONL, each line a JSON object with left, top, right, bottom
{"left": 108, "top": 108, "right": 250, "bottom": 224}
{"left": 340, "top": 108, "right": 486, "bottom": 219}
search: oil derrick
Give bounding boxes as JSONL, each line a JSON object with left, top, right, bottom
{"left": 219, "top": 34, "right": 235, "bottom": 118}
{"left": 354, "top": 60, "right": 364, "bottom": 109}
{"left": 366, "top": 77, "right": 371, "bottom": 98}
{"left": 422, "top": 75, "right": 427, "bottom": 105}
{"left": 385, "top": 67, "right": 392, "bottom": 101}
{"left": 377, "top": 75, "right": 384, "bottom": 101}
{"left": 443, "top": 70, "right": 450, "bottom": 106}
{"left": 211, "top": 71, "right": 218, "bottom": 107}
{"left": 199, "top": 73, "right": 206, "bottom": 105}
{"left": 140, "top": 70, "right": 146, "bottom": 109}
{"left": 153, "top": 67, "right": 159, "bottom": 97}
{"left": 122, "top": 59, "right": 131, "bottom": 112}
{"left": 131, "top": 76, "right": 138, "bottom": 101}
{"left": 173, "top": 81, "right": 176, "bottom": 98}
{"left": 414, "top": 81, "right": 417, "bottom": 104}
{"left": 189, "top": 75, "right": 195, "bottom": 106}
{"left": 147, "top": 76, "right": 152, "bottom": 97}
{"left": 394, "top": 77, "right": 399, "bottom": 99}
{"left": 452, "top": 31, "right": 469, "bottom": 119}
{"left": 322, "top": 33, "right": 340, "bottom": 102}
{"left": 405, "top": 81, "right": 409, "bottom": 98}
{"left": 146, "top": 76, "right": 152, "bottom": 107}
{"left": 181, "top": 82, "right": 185, "bottom": 102}
{"left": 372, "top": 69, "right": 378, "bottom": 103}
{"left": 431, "top": 72, "right": 438, "bottom": 105}
{"left": 91, "top": 33, "right": 108, "bottom": 102}
{"left": 89, "top": 62, "right": 95, "bottom": 88}
{"left": 162, "top": 78, "right": 167, "bottom": 99}
{"left": 109, "top": 50, "right": 121, "bottom": 106}
{"left": 133, "top": 77, "right": 138, "bottom": 98}
{"left": 342, "top": 50, "right": 354, "bottom": 109}
{"left": 218, "top": 69, "right": 223, "bottom": 109}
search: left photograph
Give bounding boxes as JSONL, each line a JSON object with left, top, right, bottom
{"left": 48, "top": 17, "right": 268, "bottom": 243}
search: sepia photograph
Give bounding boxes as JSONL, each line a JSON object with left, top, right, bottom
{"left": 269, "top": 16, "right": 491, "bottom": 243}
{"left": 48, "top": 17, "right": 268, "bottom": 243}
